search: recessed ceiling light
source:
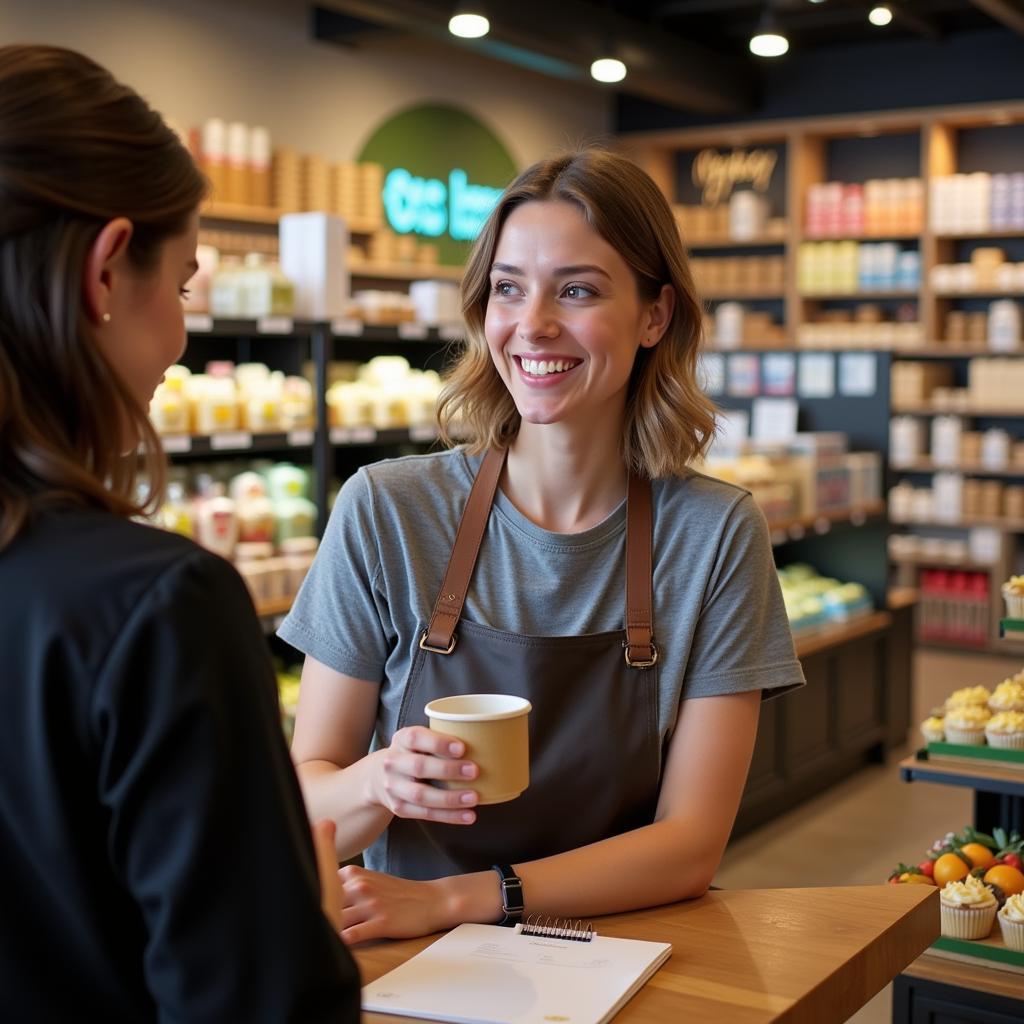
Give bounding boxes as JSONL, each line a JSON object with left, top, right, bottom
{"left": 868, "top": 5, "right": 893, "bottom": 26}
{"left": 448, "top": 12, "right": 490, "bottom": 38}
{"left": 591, "top": 57, "right": 627, "bottom": 83}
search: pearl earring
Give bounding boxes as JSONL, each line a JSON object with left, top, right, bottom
{"left": 102, "top": 313, "right": 111, "bottom": 323}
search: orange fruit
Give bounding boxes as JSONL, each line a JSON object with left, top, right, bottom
{"left": 899, "top": 872, "right": 935, "bottom": 885}
{"left": 960, "top": 843, "right": 997, "bottom": 871}
{"left": 984, "top": 864, "right": 1024, "bottom": 897}
{"left": 933, "top": 852, "right": 971, "bottom": 887}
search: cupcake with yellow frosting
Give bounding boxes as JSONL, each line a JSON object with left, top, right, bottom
{"left": 1002, "top": 575, "right": 1024, "bottom": 618}
{"left": 919, "top": 716, "right": 945, "bottom": 743}
{"left": 940, "top": 875, "right": 998, "bottom": 939}
{"left": 984, "top": 711, "right": 1024, "bottom": 750}
{"left": 998, "top": 893, "right": 1024, "bottom": 952}
{"left": 945, "top": 685, "right": 992, "bottom": 711}
{"left": 943, "top": 705, "right": 992, "bottom": 745}
{"left": 990, "top": 679, "right": 1024, "bottom": 713}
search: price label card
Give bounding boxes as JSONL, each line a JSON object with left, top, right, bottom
{"left": 287, "top": 428, "right": 315, "bottom": 447}
{"left": 398, "top": 322, "right": 429, "bottom": 341}
{"left": 798, "top": 353, "right": 836, "bottom": 399}
{"left": 161, "top": 434, "right": 192, "bottom": 454}
{"left": 210, "top": 431, "right": 253, "bottom": 450}
{"left": 709, "top": 408, "right": 749, "bottom": 456}
{"left": 698, "top": 352, "right": 725, "bottom": 396}
{"left": 330, "top": 427, "right": 377, "bottom": 445}
{"left": 257, "top": 316, "right": 294, "bottom": 335}
{"left": 762, "top": 353, "right": 796, "bottom": 396}
{"left": 409, "top": 425, "right": 438, "bottom": 443}
{"left": 751, "top": 397, "right": 798, "bottom": 442}
{"left": 438, "top": 324, "right": 465, "bottom": 343}
{"left": 726, "top": 354, "right": 760, "bottom": 397}
{"left": 184, "top": 313, "right": 213, "bottom": 333}
{"left": 838, "top": 353, "right": 877, "bottom": 397}
{"left": 331, "top": 318, "right": 364, "bottom": 337}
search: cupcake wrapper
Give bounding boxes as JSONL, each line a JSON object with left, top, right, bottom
{"left": 943, "top": 726, "right": 987, "bottom": 746}
{"left": 1003, "top": 594, "right": 1024, "bottom": 618}
{"left": 998, "top": 914, "right": 1024, "bottom": 953}
{"left": 941, "top": 902, "right": 996, "bottom": 940}
{"left": 985, "top": 731, "right": 1024, "bottom": 750}
{"left": 921, "top": 728, "right": 945, "bottom": 743}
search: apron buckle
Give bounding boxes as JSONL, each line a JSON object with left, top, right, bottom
{"left": 623, "top": 640, "right": 658, "bottom": 669}
{"left": 420, "top": 630, "right": 457, "bottom": 655}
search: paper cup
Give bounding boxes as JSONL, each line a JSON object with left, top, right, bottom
{"left": 940, "top": 901, "right": 996, "bottom": 940}
{"left": 426, "top": 694, "right": 531, "bottom": 804}
{"left": 998, "top": 912, "right": 1024, "bottom": 952}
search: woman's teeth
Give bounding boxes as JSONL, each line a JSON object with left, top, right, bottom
{"left": 520, "top": 358, "right": 576, "bottom": 376}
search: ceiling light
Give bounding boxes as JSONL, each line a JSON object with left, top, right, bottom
{"left": 448, "top": 11, "right": 489, "bottom": 38}
{"left": 750, "top": 5, "right": 789, "bottom": 57}
{"left": 591, "top": 57, "right": 627, "bottom": 83}
{"left": 868, "top": 4, "right": 893, "bottom": 26}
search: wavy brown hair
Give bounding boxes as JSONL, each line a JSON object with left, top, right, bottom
{"left": 0, "top": 44, "right": 206, "bottom": 550}
{"left": 437, "top": 146, "right": 716, "bottom": 478}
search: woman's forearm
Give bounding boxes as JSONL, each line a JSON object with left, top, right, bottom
{"left": 296, "top": 754, "right": 394, "bottom": 861}
{"left": 439, "top": 817, "right": 716, "bottom": 927}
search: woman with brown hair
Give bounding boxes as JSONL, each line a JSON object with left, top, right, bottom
{"left": 282, "top": 147, "right": 804, "bottom": 942}
{"left": 0, "top": 45, "right": 359, "bottom": 1021}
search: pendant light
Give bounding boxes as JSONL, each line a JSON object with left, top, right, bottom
{"left": 448, "top": 5, "right": 490, "bottom": 39}
{"left": 868, "top": 4, "right": 893, "bottom": 26}
{"left": 749, "top": 3, "right": 789, "bottom": 58}
{"left": 590, "top": 57, "right": 627, "bottom": 83}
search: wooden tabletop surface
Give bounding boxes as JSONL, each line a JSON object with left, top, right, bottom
{"left": 355, "top": 884, "right": 938, "bottom": 1024}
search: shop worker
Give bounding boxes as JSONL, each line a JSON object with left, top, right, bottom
{"left": 283, "top": 146, "right": 805, "bottom": 942}
{"left": 0, "top": 45, "right": 359, "bottom": 1022}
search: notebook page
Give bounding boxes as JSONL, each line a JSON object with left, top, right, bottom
{"left": 362, "top": 923, "right": 672, "bottom": 1024}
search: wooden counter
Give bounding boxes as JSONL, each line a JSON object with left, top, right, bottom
{"left": 356, "top": 885, "right": 938, "bottom": 1024}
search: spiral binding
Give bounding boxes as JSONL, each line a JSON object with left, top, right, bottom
{"left": 518, "top": 913, "right": 594, "bottom": 942}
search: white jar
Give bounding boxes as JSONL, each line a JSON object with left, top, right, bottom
{"left": 933, "top": 472, "right": 964, "bottom": 523}
{"left": 988, "top": 300, "right": 1021, "bottom": 352}
{"left": 981, "top": 428, "right": 1011, "bottom": 469}
{"left": 890, "top": 416, "right": 924, "bottom": 467}
{"left": 729, "top": 190, "right": 767, "bottom": 240}
{"left": 930, "top": 415, "right": 963, "bottom": 467}
{"left": 714, "top": 302, "right": 745, "bottom": 348}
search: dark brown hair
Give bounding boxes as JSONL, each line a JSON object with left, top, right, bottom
{"left": 437, "top": 146, "right": 716, "bottom": 478}
{"left": 0, "top": 44, "right": 207, "bottom": 549}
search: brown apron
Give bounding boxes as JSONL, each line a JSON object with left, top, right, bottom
{"left": 375, "top": 448, "right": 662, "bottom": 881}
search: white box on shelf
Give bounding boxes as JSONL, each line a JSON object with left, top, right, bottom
{"left": 279, "top": 212, "right": 349, "bottom": 319}
{"left": 409, "top": 280, "right": 461, "bottom": 326}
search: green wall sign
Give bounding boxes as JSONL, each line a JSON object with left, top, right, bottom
{"left": 357, "top": 104, "right": 517, "bottom": 266}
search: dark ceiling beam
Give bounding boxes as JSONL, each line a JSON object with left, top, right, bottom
{"left": 887, "top": 2, "right": 943, "bottom": 41}
{"left": 317, "top": 0, "right": 755, "bottom": 115}
{"left": 969, "top": 0, "right": 1024, "bottom": 37}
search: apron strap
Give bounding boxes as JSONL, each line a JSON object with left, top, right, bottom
{"left": 421, "top": 448, "right": 656, "bottom": 669}
{"left": 625, "top": 472, "right": 657, "bottom": 668}
{"left": 421, "top": 448, "right": 507, "bottom": 654}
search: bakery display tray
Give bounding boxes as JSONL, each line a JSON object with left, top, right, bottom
{"left": 930, "top": 932, "right": 1024, "bottom": 975}
{"left": 925, "top": 741, "right": 1024, "bottom": 769}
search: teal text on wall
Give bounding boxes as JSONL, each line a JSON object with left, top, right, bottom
{"left": 357, "top": 104, "right": 517, "bottom": 266}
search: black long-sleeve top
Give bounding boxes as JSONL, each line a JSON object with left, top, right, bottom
{"left": 0, "top": 506, "right": 360, "bottom": 1022}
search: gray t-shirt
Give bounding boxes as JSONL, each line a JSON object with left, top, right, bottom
{"left": 279, "top": 449, "right": 805, "bottom": 749}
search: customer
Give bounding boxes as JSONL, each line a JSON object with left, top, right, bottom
{"left": 0, "top": 45, "right": 359, "bottom": 1022}
{"left": 282, "top": 147, "right": 805, "bottom": 943}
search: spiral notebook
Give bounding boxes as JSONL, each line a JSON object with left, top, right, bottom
{"left": 362, "top": 918, "right": 672, "bottom": 1024}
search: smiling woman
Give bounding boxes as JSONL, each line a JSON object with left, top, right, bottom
{"left": 282, "top": 145, "right": 805, "bottom": 946}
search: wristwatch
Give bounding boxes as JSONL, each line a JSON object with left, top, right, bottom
{"left": 491, "top": 864, "right": 525, "bottom": 927}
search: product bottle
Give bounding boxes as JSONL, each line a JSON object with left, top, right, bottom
{"left": 195, "top": 484, "right": 238, "bottom": 560}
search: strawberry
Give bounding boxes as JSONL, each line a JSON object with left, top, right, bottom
{"left": 1003, "top": 852, "right": 1023, "bottom": 871}
{"left": 918, "top": 860, "right": 935, "bottom": 878}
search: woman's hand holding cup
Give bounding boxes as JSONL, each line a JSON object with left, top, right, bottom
{"left": 371, "top": 725, "right": 480, "bottom": 824}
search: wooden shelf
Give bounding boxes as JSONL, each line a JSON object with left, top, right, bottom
{"left": 159, "top": 429, "right": 316, "bottom": 457}
{"left": 892, "top": 404, "right": 1024, "bottom": 417}
{"left": 892, "top": 345, "right": 1024, "bottom": 358}
{"left": 935, "top": 290, "right": 1024, "bottom": 299}
{"left": 889, "top": 552, "right": 995, "bottom": 571}
{"left": 200, "top": 200, "right": 379, "bottom": 233}
{"left": 350, "top": 261, "right": 463, "bottom": 282}
{"left": 934, "top": 229, "right": 1024, "bottom": 240}
{"left": 904, "top": 951, "right": 1024, "bottom": 1001}
{"left": 896, "top": 515, "right": 1024, "bottom": 532}
{"left": 685, "top": 235, "right": 787, "bottom": 249}
{"left": 700, "top": 289, "right": 786, "bottom": 301}
{"left": 767, "top": 501, "right": 886, "bottom": 544}
{"left": 805, "top": 233, "right": 922, "bottom": 243}
{"left": 800, "top": 290, "right": 919, "bottom": 300}
{"left": 793, "top": 610, "right": 893, "bottom": 659}
{"left": 899, "top": 752, "right": 1024, "bottom": 798}
{"left": 891, "top": 458, "right": 1024, "bottom": 477}
{"left": 255, "top": 596, "right": 294, "bottom": 619}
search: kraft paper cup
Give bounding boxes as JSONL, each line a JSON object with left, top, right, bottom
{"left": 940, "top": 901, "right": 996, "bottom": 940}
{"left": 425, "top": 694, "right": 531, "bottom": 805}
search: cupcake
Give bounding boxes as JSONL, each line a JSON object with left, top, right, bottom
{"left": 943, "top": 705, "right": 992, "bottom": 745}
{"left": 990, "top": 679, "right": 1024, "bottom": 713}
{"left": 940, "top": 875, "right": 998, "bottom": 939}
{"left": 945, "top": 685, "right": 992, "bottom": 711}
{"left": 1003, "top": 575, "right": 1024, "bottom": 618}
{"left": 998, "top": 893, "right": 1024, "bottom": 952}
{"left": 985, "top": 711, "right": 1024, "bottom": 750}
{"left": 920, "top": 716, "right": 945, "bottom": 743}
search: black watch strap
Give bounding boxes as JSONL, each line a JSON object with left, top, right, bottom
{"left": 491, "top": 863, "right": 524, "bottom": 927}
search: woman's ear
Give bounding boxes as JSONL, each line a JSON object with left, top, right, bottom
{"left": 641, "top": 283, "right": 676, "bottom": 349}
{"left": 81, "top": 217, "right": 134, "bottom": 327}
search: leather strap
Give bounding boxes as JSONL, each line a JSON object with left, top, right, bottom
{"left": 422, "top": 448, "right": 507, "bottom": 652}
{"left": 422, "top": 448, "right": 655, "bottom": 669}
{"left": 624, "top": 471, "right": 656, "bottom": 667}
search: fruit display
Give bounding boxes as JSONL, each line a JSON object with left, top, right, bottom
{"left": 887, "top": 826, "right": 1024, "bottom": 901}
